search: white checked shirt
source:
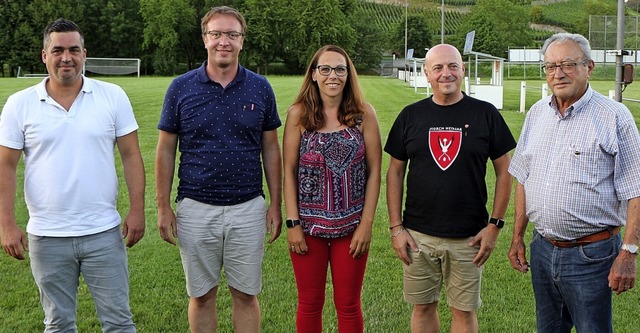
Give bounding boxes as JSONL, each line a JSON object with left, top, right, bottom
{"left": 509, "top": 86, "right": 640, "bottom": 240}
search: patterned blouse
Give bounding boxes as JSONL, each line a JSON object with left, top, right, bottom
{"left": 298, "top": 127, "right": 366, "bottom": 238}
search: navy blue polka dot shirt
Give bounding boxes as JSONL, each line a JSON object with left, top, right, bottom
{"left": 159, "top": 62, "right": 281, "bottom": 205}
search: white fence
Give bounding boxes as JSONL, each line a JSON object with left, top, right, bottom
{"left": 519, "top": 81, "right": 550, "bottom": 113}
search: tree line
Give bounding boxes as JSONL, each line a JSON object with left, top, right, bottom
{"left": 6, "top": 0, "right": 603, "bottom": 78}
{"left": 0, "top": 0, "right": 393, "bottom": 77}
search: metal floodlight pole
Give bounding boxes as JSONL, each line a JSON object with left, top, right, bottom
{"left": 615, "top": 0, "right": 625, "bottom": 102}
{"left": 404, "top": 0, "right": 408, "bottom": 62}
{"left": 404, "top": 0, "right": 408, "bottom": 82}
{"left": 441, "top": 0, "right": 445, "bottom": 44}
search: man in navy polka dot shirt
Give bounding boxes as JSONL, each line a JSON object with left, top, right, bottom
{"left": 155, "top": 6, "right": 282, "bottom": 332}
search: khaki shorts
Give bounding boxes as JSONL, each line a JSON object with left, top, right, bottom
{"left": 176, "top": 196, "right": 266, "bottom": 297}
{"left": 403, "top": 229, "right": 482, "bottom": 311}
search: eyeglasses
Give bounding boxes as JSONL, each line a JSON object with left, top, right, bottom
{"left": 315, "top": 65, "right": 348, "bottom": 77}
{"left": 203, "top": 31, "right": 244, "bottom": 40}
{"left": 542, "top": 60, "right": 588, "bottom": 75}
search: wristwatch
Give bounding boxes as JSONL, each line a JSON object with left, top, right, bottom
{"left": 621, "top": 243, "right": 639, "bottom": 254}
{"left": 488, "top": 217, "right": 505, "bottom": 229}
{"left": 285, "top": 219, "right": 301, "bottom": 229}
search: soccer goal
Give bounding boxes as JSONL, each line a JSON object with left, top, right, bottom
{"left": 16, "top": 66, "right": 48, "bottom": 79}
{"left": 84, "top": 57, "right": 140, "bottom": 77}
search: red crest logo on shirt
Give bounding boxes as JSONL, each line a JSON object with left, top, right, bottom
{"left": 428, "top": 129, "right": 462, "bottom": 171}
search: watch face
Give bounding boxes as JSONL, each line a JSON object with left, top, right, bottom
{"left": 623, "top": 244, "right": 639, "bottom": 254}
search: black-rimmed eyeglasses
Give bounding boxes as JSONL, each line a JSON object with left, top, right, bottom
{"left": 542, "top": 60, "right": 588, "bottom": 75}
{"left": 315, "top": 65, "right": 349, "bottom": 77}
{"left": 203, "top": 31, "right": 244, "bottom": 40}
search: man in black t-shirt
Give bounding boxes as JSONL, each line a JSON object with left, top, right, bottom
{"left": 385, "top": 44, "right": 516, "bottom": 333}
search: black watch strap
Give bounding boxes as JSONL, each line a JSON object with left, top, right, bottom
{"left": 286, "top": 219, "right": 301, "bottom": 228}
{"left": 488, "top": 217, "right": 505, "bottom": 229}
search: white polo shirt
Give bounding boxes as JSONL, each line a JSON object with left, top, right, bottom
{"left": 0, "top": 76, "right": 139, "bottom": 237}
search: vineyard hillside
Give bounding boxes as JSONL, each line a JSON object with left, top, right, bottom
{"left": 360, "top": 0, "right": 623, "bottom": 45}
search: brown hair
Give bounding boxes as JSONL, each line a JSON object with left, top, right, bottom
{"left": 291, "top": 45, "right": 365, "bottom": 131}
{"left": 201, "top": 6, "right": 246, "bottom": 34}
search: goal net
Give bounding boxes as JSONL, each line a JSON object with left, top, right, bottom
{"left": 16, "top": 66, "right": 48, "bottom": 79}
{"left": 84, "top": 57, "right": 140, "bottom": 77}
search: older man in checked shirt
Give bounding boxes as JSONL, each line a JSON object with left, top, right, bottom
{"left": 508, "top": 32, "right": 640, "bottom": 333}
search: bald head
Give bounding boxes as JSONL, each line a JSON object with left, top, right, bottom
{"left": 423, "top": 44, "right": 465, "bottom": 105}
{"left": 425, "top": 44, "right": 463, "bottom": 67}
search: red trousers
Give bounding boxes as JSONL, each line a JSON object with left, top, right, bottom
{"left": 290, "top": 234, "right": 368, "bottom": 333}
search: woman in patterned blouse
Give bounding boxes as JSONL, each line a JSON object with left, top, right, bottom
{"left": 282, "top": 45, "right": 382, "bottom": 333}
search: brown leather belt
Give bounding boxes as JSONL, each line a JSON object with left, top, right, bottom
{"left": 546, "top": 226, "right": 620, "bottom": 248}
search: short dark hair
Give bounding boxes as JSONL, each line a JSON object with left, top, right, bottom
{"left": 43, "top": 19, "right": 84, "bottom": 49}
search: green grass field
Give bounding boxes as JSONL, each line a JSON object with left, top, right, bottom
{"left": 1, "top": 75, "right": 639, "bottom": 332}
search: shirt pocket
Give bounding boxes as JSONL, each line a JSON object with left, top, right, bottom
{"left": 568, "top": 144, "right": 599, "bottom": 187}
{"left": 236, "top": 102, "right": 265, "bottom": 130}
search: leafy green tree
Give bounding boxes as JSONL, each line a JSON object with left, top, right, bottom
{"left": 0, "top": 0, "right": 11, "bottom": 76}
{"left": 15, "top": 0, "right": 83, "bottom": 75}
{"left": 76, "top": 0, "right": 144, "bottom": 59}
{"left": 207, "top": 0, "right": 244, "bottom": 8}
{"left": 281, "top": 0, "right": 356, "bottom": 72}
{"left": 0, "top": 0, "right": 146, "bottom": 76}
{"left": 348, "top": 5, "right": 385, "bottom": 70}
{"left": 26, "top": 0, "right": 82, "bottom": 32}
{"left": 246, "top": 0, "right": 373, "bottom": 73}
{"left": 10, "top": 22, "right": 42, "bottom": 76}
{"left": 243, "top": 0, "right": 292, "bottom": 74}
{"left": 140, "top": 0, "right": 199, "bottom": 75}
{"left": 451, "top": 0, "right": 532, "bottom": 58}
{"left": 339, "top": 0, "right": 358, "bottom": 13}
{"left": 0, "top": 0, "right": 34, "bottom": 76}
{"left": 389, "top": 14, "right": 434, "bottom": 59}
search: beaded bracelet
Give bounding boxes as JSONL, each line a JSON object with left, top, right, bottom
{"left": 390, "top": 227, "right": 405, "bottom": 238}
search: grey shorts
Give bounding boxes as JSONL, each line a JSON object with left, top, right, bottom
{"left": 403, "top": 229, "right": 483, "bottom": 311}
{"left": 176, "top": 196, "right": 266, "bottom": 297}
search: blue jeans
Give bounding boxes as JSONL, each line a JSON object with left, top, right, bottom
{"left": 29, "top": 226, "right": 135, "bottom": 333}
{"left": 530, "top": 230, "right": 620, "bottom": 333}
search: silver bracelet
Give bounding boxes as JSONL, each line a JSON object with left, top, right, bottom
{"left": 390, "top": 227, "right": 405, "bottom": 238}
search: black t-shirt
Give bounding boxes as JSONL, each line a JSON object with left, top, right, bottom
{"left": 384, "top": 95, "right": 516, "bottom": 238}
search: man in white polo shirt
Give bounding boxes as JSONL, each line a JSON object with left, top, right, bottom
{"left": 0, "top": 19, "right": 145, "bottom": 332}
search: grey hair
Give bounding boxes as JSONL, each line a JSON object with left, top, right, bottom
{"left": 541, "top": 33, "right": 592, "bottom": 61}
